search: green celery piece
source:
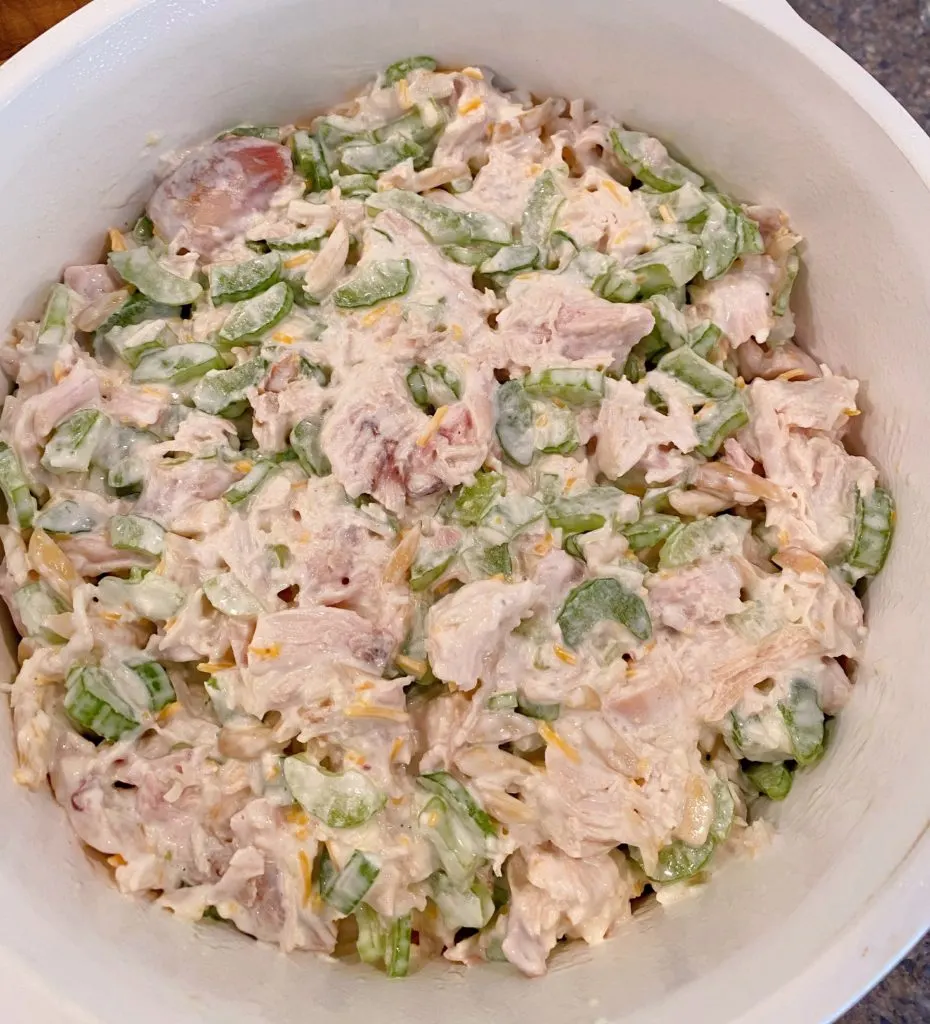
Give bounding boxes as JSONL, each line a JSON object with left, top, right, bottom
{"left": 0, "top": 443, "right": 37, "bottom": 528}
{"left": 127, "top": 658, "right": 175, "bottom": 712}
{"left": 495, "top": 379, "right": 534, "bottom": 466}
{"left": 592, "top": 258, "right": 639, "bottom": 304}
{"left": 340, "top": 137, "right": 423, "bottom": 175}
{"left": 107, "top": 318, "right": 172, "bottom": 368}
{"left": 208, "top": 252, "right": 281, "bottom": 304}
{"left": 700, "top": 199, "right": 740, "bottom": 280}
{"left": 221, "top": 125, "right": 281, "bottom": 141}
{"left": 95, "top": 292, "right": 180, "bottom": 336}
{"left": 333, "top": 260, "right": 412, "bottom": 308}
{"left": 659, "top": 515, "right": 750, "bottom": 568}
{"left": 41, "top": 410, "right": 106, "bottom": 474}
{"left": 474, "top": 542, "right": 512, "bottom": 579}
{"left": 645, "top": 838, "right": 715, "bottom": 884}
{"left": 448, "top": 470, "right": 506, "bottom": 526}
{"left": 367, "top": 190, "right": 511, "bottom": 246}
{"left": 223, "top": 461, "right": 277, "bottom": 506}
{"left": 291, "top": 131, "right": 333, "bottom": 192}
{"left": 290, "top": 419, "right": 331, "bottom": 476}
{"left": 34, "top": 499, "right": 101, "bottom": 535}
{"left": 546, "top": 486, "right": 632, "bottom": 534}
{"left": 193, "top": 358, "right": 267, "bottom": 417}
{"left": 409, "top": 546, "right": 457, "bottom": 591}
{"left": 321, "top": 851, "right": 381, "bottom": 914}
{"left": 624, "top": 329, "right": 668, "bottom": 382}
{"left": 203, "top": 573, "right": 264, "bottom": 617}
{"left": 558, "top": 577, "right": 652, "bottom": 647}
{"left": 622, "top": 514, "right": 681, "bottom": 552}
{"left": 773, "top": 251, "right": 800, "bottom": 317}
{"left": 516, "top": 692, "right": 560, "bottom": 721}
{"left": 521, "top": 170, "right": 564, "bottom": 249}
{"left": 108, "top": 514, "right": 165, "bottom": 556}
{"left": 337, "top": 173, "right": 378, "bottom": 198}
{"left": 131, "top": 216, "right": 155, "bottom": 244}
{"left": 700, "top": 193, "right": 765, "bottom": 281}
{"left": 64, "top": 665, "right": 138, "bottom": 741}
{"left": 385, "top": 915, "right": 413, "bottom": 978}
{"left": 374, "top": 102, "right": 446, "bottom": 169}
{"left": 633, "top": 779, "right": 733, "bottom": 884}
{"left": 531, "top": 398, "right": 577, "bottom": 455}
{"left": 744, "top": 762, "right": 793, "bottom": 801}
{"left": 657, "top": 346, "right": 737, "bottom": 400}
{"left": 38, "top": 284, "right": 72, "bottom": 346}
{"left": 265, "top": 228, "right": 328, "bottom": 252}
{"left": 478, "top": 244, "right": 539, "bottom": 275}
{"left": 648, "top": 294, "right": 689, "bottom": 349}
{"left": 284, "top": 755, "right": 386, "bottom": 828}
{"left": 523, "top": 367, "right": 604, "bottom": 407}
{"left": 624, "top": 242, "right": 702, "bottom": 297}
{"left": 778, "top": 679, "right": 825, "bottom": 767}
{"left": 13, "top": 582, "right": 67, "bottom": 641}
{"left": 610, "top": 129, "right": 705, "bottom": 193}
{"left": 218, "top": 281, "right": 293, "bottom": 345}
{"left": 406, "top": 364, "right": 460, "bottom": 410}
{"left": 355, "top": 905, "right": 387, "bottom": 965}
{"left": 695, "top": 392, "right": 749, "bottom": 457}
{"left": 108, "top": 247, "right": 202, "bottom": 305}
{"left": 317, "top": 119, "right": 374, "bottom": 166}
{"left": 384, "top": 56, "right": 438, "bottom": 85}
{"left": 299, "top": 358, "right": 332, "bottom": 386}
{"left": 844, "top": 485, "right": 894, "bottom": 578}
{"left": 690, "top": 321, "right": 723, "bottom": 360}
{"left": 440, "top": 241, "right": 504, "bottom": 267}
{"left": 709, "top": 778, "right": 735, "bottom": 842}
{"left": 132, "top": 344, "right": 224, "bottom": 385}
{"left": 419, "top": 771, "right": 497, "bottom": 837}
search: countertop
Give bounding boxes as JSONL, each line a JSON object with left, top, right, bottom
{"left": 0, "top": 0, "right": 929, "bottom": 1020}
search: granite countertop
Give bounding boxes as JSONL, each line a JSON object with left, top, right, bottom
{"left": 0, "top": 0, "right": 928, "bottom": 1020}
{"left": 788, "top": 2, "right": 930, "bottom": 1021}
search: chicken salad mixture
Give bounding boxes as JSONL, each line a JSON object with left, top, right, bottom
{"left": 1, "top": 56, "right": 894, "bottom": 977}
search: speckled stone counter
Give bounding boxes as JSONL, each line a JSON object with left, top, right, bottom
{"left": 788, "top": 9, "right": 930, "bottom": 1022}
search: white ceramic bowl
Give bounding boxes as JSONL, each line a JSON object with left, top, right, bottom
{"left": 1, "top": 1, "right": 928, "bottom": 1021}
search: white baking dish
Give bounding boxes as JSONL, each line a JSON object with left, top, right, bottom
{"left": 0, "top": 0, "right": 928, "bottom": 1021}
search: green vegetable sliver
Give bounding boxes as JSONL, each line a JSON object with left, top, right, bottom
{"left": 109, "top": 247, "right": 202, "bottom": 305}
{"left": 333, "top": 260, "right": 412, "bottom": 308}
{"left": 321, "top": 851, "right": 381, "bottom": 914}
{"left": 558, "top": 577, "right": 652, "bottom": 648}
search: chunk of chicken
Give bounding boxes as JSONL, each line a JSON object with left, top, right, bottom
{"left": 594, "top": 375, "right": 696, "bottom": 480}
{"left": 648, "top": 558, "right": 744, "bottom": 633}
{"left": 148, "top": 138, "right": 292, "bottom": 255}
{"left": 497, "top": 276, "right": 654, "bottom": 366}
{"left": 748, "top": 376, "right": 877, "bottom": 558}
{"left": 63, "top": 264, "right": 122, "bottom": 301}
{"left": 503, "top": 847, "right": 632, "bottom": 976}
{"left": 691, "top": 255, "right": 781, "bottom": 348}
{"left": 426, "top": 579, "right": 541, "bottom": 690}
{"left": 737, "top": 340, "right": 820, "bottom": 382}
{"left": 322, "top": 366, "right": 492, "bottom": 513}
{"left": 555, "top": 168, "right": 654, "bottom": 259}
{"left": 248, "top": 606, "right": 396, "bottom": 675}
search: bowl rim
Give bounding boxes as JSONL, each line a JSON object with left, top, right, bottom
{"left": 0, "top": 1, "right": 928, "bottom": 1022}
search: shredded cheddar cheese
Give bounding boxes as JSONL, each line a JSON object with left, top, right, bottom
{"left": 416, "top": 405, "right": 449, "bottom": 446}
{"left": 248, "top": 643, "right": 281, "bottom": 660}
{"left": 538, "top": 722, "right": 581, "bottom": 763}
{"left": 458, "top": 97, "right": 483, "bottom": 116}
